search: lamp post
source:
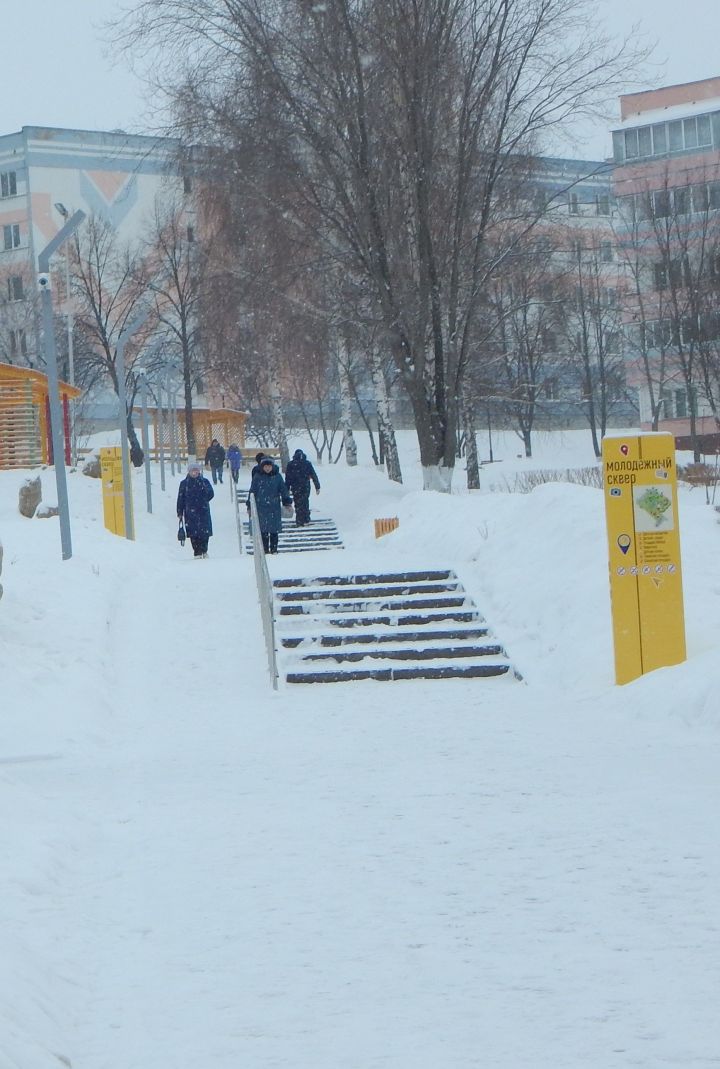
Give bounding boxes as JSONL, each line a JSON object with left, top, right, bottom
{"left": 37, "top": 210, "right": 86, "bottom": 560}
{"left": 54, "top": 202, "right": 76, "bottom": 462}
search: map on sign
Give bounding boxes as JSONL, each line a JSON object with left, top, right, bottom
{"left": 633, "top": 485, "right": 674, "bottom": 532}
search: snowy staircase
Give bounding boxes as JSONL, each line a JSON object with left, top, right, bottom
{"left": 241, "top": 516, "right": 343, "bottom": 554}
{"left": 273, "top": 570, "right": 516, "bottom": 684}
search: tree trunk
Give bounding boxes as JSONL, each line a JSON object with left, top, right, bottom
{"left": 522, "top": 427, "right": 533, "bottom": 458}
{"left": 267, "top": 350, "right": 289, "bottom": 469}
{"left": 337, "top": 340, "right": 357, "bottom": 466}
{"left": 462, "top": 393, "right": 480, "bottom": 490}
{"left": 370, "top": 347, "right": 402, "bottom": 483}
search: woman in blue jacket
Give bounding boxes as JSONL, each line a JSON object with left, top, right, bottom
{"left": 247, "top": 457, "right": 292, "bottom": 553}
{"left": 177, "top": 460, "right": 214, "bottom": 557}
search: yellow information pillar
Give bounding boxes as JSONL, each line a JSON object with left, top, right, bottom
{"left": 100, "top": 446, "right": 132, "bottom": 538}
{"left": 602, "top": 432, "right": 686, "bottom": 685}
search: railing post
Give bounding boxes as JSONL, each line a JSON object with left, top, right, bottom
{"left": 249, "top": 494, "right": 279, "bottom": 689}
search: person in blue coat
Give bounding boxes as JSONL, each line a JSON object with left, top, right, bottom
{"left": 284, "top": 449, "right": 320, "bottom": 526}
{"left": 247, "top": 456, "right": 292, "bottom": 553}
{"left": 227, "top": 443, "right": 243, "bottom": 484}
{"left": 177, "top": 460, "right": 215, "bottom": 557}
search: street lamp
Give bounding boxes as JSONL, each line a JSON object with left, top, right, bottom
{"left": 54, "top": 202, "right": 76, "bottom": 461}
{"left": 38, "top": 209, "right": 86, "bottom": 560}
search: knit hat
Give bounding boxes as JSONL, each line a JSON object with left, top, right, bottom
{"left": 188, "top": 460, "right": 201, "bottom": 473}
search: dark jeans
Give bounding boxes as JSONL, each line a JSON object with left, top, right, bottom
{"left": 210, "top": 465, "right": 223, "bottom": 484}
{"left": 230, "top": 468, "right": 240, "bottom": 484}
{"left": 261, "top": 531, "right": 279, "bottom": 554}
{"left": 190, "top": 535, "right": 209, "bottom": 556}
{"left": 293, "top": 489, "right": 311, "bottom": 525}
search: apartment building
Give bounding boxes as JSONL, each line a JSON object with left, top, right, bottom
{"left": 0, "top": 125, "right": 187, "bottom": 375}
{"left": 611, "top": 77, "right": 720, "bottom": 449}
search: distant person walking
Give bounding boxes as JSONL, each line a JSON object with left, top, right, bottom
{"left": 227, "top": 443, "right": 243, "bottom": 484}
{"left": 247, "top": 456, "right": 293, "bottom": 554}
{"left": 204, "top": 439, "right": 226, "bottom": 484}
{"left": 177, "top": 460, "right": 214, "bottom": 558}
{"left": 284, "top": 448, "right": 320, "bottom": 527}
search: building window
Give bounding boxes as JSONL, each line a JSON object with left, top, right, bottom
{"left": 604, "top": 331, "right": 621, "bottom": 355}
{"left": 624, "top": 129, "right": 639, "bottom": 159}
{"left": 568, "top": 192, "right": 579, "bottom": 215}
{"left": 651, "top": 189, "right": 671, "bottom": 218}
{"left": 709, "top": 182, "right": 720, "bottom": 211}
{"left": 7, "top": 275, "right": 23, "bottom": 301}
{"left": 186, "top": 225, "right": 195, "bottom": 243}
{"left": 3, "top": 223, "right": 20, "bottom": 250}
{"left": 675, "top": 187, "right": 691, "bottom": 215}
{"left": 675, "top": 390, "right": 687, "bottom": 418}
{"left": 183, "top": 175, "right": 192, "bottom": 193}
{"left": 668, "top": 121, "right": 684, "bottom": 152}
{"left": 602, "top": 287, "right": 617, "bottom": 307}
{"left": 652, "top": 124, "right": 667, "bottom": 154}
{"left": 600, "top": 241, "right": 613, "bottom": 263}
{"left": 0, "top": 170, "right": 17, "bottom": 198}
{"left": 543, "top": 377, "right": 559, "bottom": 400}
{"left": 9, "top": 327, "right": 27, "bottom": 359}
{"left": 693, "top": 184, "right": 710, "bottom": 213}
{"left": 596, "top": 194, "right": 610, "bottom": 216}
{"left": 571, "top": 239, "right": 583, "bottom": 260}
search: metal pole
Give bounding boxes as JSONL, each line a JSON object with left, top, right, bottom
{"left": 37, "top": 209, "right": 86, "bottom": 562}
{"left": 139, "top": 370, "right": 152, "bottom": 514}
{"left": 167, "top": 366, "right": 176, "bottom": 476}
{"left": 40, "top": 283, "right": 72, "bottom": 559}
{"left": 116, "top": 335, "right": 135, "bottom": 541}
{"left": 158, "top": 386, "right": 166, "bottom": 491}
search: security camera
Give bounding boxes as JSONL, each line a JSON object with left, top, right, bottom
{"left": 37, "top": 273, "right": 51, "bottom": 291}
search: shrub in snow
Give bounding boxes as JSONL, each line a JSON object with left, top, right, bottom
{"left": 82, "top": 454, "right": 102, "bottom": 478}
{"left": 36, "top": 504, "right": 59, "bottom": 519}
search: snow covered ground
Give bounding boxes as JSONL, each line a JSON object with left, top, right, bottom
{"left": 2, "top": 427, "right": 720, "bottom": 1068}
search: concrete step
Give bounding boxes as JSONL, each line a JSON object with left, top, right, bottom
{"left": 286, "top": 662, "right": 513, "bottom": 684}
{"left": 280, "top": 626, "right": 491, "bottom": 648}
{"left": 276, "top": 609, "right": 482, "bottom": 629}
{"left": 290, "top": 643, "right": 506, "bottom": 664}
{"left": 278, "top": 594, "right": 469, "bottom": 616}
{"left": 276, "top": 582, "right": 460, "bottom": 602}
{"left": 273, "top": 570, "right": 453, "bottom": 588}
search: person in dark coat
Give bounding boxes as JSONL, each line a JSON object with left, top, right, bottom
{"left": 227, "top": 443, "right": 243, "bottom": 484}
{"left": 204, "top": 439, "right": 226, "bottom": 484}
{"left": 247, "top": 457, "right": 292, "bottom": 553}
{"left": 250, "top": 452, "right": 267, "bottom": 478}
{"left": 177, "top": 460, "right": 215, "bottom": 557}
{"left": 284, "top": 448, "right": 320, "bottom": 526}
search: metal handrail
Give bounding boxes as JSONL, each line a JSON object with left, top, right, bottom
{"left": 232, "top": 478, "right": 244, "bottom": 554}
{"left": 248, "top": 493, "right": 279, "bottom": 689}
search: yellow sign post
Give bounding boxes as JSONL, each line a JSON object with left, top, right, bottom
{"left": 602, "top": 432, "right": 686, "bottom": 685}
{"left": 100, "top": 446, "right": 133, "bottom": 538}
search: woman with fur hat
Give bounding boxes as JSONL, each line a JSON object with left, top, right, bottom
{"left": 177, "top": 460, "right": 215, "bottom": 558}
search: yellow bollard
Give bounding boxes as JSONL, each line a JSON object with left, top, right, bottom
{"left": 100, "top": 446, "right": 132, "bottom": 537}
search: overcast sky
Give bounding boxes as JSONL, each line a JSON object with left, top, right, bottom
{"left": 2, "top": 0, "right": 717, "bottom": 159}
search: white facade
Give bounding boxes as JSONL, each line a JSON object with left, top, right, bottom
{"left": 0, "top": 125, "right": 187, "bottom": 370}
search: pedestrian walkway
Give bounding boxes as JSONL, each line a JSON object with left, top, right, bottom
{"left": 272, "top": 569, "right": 518, "bottom": 683}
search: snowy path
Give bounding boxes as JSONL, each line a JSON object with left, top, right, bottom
{"left": 3, "top": 455, "right": 720, "bottom": 1067}
{"left": 60, "top": 509, "right": 720, "bottom": 1065}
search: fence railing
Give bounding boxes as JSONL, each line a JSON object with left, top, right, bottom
{"left": 248, "top": 493, "right": 279, "bottom": 690}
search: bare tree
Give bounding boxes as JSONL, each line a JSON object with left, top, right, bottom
{"left": 116, "top": 0, "right": 644, "bottom": 490}
{"left": 72, "top": 215, "right": 156, "bottom": 463}
{"left": 144, "top": 197, "right": 204, "bottom": 456}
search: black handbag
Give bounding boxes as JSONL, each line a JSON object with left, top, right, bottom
{"left": 177, "top": 520, "right": 186, "bottom": 546}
